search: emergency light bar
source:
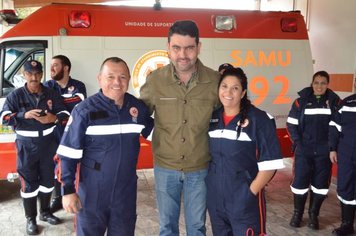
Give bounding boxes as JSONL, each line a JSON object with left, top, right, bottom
{"left": 0, "top": 9, "right": 22, "bottom": 25}
{"left": 69, "top": 11, "right": 91, "bottom": 28}
{"left": 281, "top": 17, "right": 298, "bottom": 32}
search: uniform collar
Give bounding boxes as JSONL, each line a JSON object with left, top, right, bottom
{"left": 98, "top": 89, "right": 128, "bottom": 108}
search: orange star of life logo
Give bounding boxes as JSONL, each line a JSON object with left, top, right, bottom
{"left": 131, "top": 50, "right": 169, "bottom": 97}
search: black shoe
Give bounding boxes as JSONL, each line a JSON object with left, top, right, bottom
{"left": 308, "top": 213, "right": 319, "bottom": 230}
{"left": 39, "top": 213, "right": 61, "bottom": 225}
{"left": 50, "top": 197, "right": 63, "bottom": 213}
{"left": 332, "top": 223, "right": 354, "bottom": 236}
{"left": 290, "top": 212, "right": 303, "bottom": 228}
{"left": 26, "top": 218, "right": 39, "bottom": 235}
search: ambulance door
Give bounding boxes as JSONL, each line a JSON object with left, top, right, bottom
{"left": 0, "top": 40, "right": 47, "bottom": 99}
{"left": 0, "top": 40, "right": 47, "bottom": 180}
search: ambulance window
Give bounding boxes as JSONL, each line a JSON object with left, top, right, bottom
{"left": 0, "top": 40, "right": 47, "bottom": 97}
{"left": 4, "top": 49, "right": 23, "bottom": 71}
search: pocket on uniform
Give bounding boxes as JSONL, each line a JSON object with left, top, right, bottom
{"left": 78, "top": 165, "right": 100, "bottom": 211}
{"left": 155, "top": 98, "right": 178, "bottom": 125}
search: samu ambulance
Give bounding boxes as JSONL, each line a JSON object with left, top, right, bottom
{"left": 0, "top": 3, "right": 313, "bottom": 180}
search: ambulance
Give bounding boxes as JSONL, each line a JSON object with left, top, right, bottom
{"left": 0, "top": 3, "right": 313, "bottom": 180}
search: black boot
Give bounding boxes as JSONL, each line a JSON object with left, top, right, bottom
{"left": 38, "top": 192, "right": 61, "bottom": 225}
{"left": 332, "top": 202, "right": 355, "bottom": 236}
{"left": 23, "top": 197, "right": 39, "bottom": 235}
{"left": 308, "top": 192, "right": 325, "bottom": 230}
{"left": 290, "top": 193, "right": 308, "bottom": 227}
{"left": 50, "top": 180, "right": 63, "bottom": 213}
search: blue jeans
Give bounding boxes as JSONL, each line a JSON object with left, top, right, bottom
{"left": 154, "top": 166, "right": 208, "bottom": 236}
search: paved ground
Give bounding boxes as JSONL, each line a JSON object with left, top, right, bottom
{"left": 0, "top": 158, "right": 351, "bottom": 235}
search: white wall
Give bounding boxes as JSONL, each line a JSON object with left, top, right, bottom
{"left": 308, "top": 0, "right": 356, "bottom": 75}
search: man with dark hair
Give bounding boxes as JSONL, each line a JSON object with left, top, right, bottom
{"left": 45, "top": 55, "right": 87, "bottom": 112}
{"left": 1, "top": 60, "right": 69, "bottom": 235}
{"left": 140, "top": 20, "right": 220, "bottom": 236}
{"left": 58, "top": 57, "right": 153, "bottom": 236}
{"left": 44, "top": 55, "right": 87, "bottom": 213}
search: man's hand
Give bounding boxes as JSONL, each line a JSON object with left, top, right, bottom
{"left": 330, "top": 151, "right": 338, "bottom": 164}
{"left": 32, "top": 110, "right": 57, "bottom": 124}
{"left": 62, "top": 193, "right": 82, "bottom": 214}
{"left": 24, "top": 109, "right": 42, "bottom": 119}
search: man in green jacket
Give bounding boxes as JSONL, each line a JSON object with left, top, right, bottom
{"left": 140, "top": 20, "right": 220, "bottom": 236}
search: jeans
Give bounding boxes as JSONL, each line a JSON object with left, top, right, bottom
{"left": 154, "top": 165, "right": 208, "bottom": 236}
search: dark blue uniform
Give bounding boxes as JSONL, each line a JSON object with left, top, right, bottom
{"left": 329, "top": 93, "right": 356, "bottom": 234}
{"left": 57, "top": 91, "right": 153, "bottom": 236}
{"left": 287, "top": 87, "right": 340, "bottom": 196}
{"left": 206, "top": 106, "right": 284, "bottom": 236}
{"left": 329, "top": 93, "right": 356, "bottom": 204}
{"left": 1, "top": 84, "right": 69, "bottom": 197}
{"left": 44, "top": 76, "right": 87, "bottom": 211}
{"left": 44, "top": 77, "right": 87, "bottom": 112}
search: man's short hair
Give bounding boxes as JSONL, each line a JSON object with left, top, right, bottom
{"left": 100, "top": 57, "right": 130, "bottom": 76}
{"left": 53, "top": 55, "right": 72, "bottom": 72}
{"left": 168, "top": 20, "right": 199, "bottom": 45}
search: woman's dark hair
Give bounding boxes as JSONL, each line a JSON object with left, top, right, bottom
{"left": 219, "top": 67, "right": 252, "bottom": 139}
{"left": 312, "top": 70, "right": 330, "bottom": 83}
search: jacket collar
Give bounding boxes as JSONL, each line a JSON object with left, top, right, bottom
{"left": 167, "top": 59, "right": 213, "bottom": 85}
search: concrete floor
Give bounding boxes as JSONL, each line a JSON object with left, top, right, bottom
{"left": 0, "top": 158, "right": 352, "bottom": 236}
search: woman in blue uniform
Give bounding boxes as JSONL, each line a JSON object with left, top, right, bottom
{"left": 287, "top": 71, "right": 341, "bottom": 230}
{"left": 329, "top": 92, "right": 356, "bottom": 236}
{"left": 206, "top": 67, "right": 284, "bottom": 236}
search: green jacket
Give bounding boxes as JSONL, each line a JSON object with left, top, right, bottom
{"left": 140, "top": 59, "right": 220, "bottom": 172}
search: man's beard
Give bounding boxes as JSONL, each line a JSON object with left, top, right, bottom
{"left": 52, "top": 69, "right": 64, "bottom": 81}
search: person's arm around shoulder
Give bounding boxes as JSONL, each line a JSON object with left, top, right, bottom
{"left": 140, "top": 74, "right": 155, "bottom": 115}
{"left": 139, "top": 100, "right": 154, "bottom": 141}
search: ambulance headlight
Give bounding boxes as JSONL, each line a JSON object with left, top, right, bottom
{"left": 215, "top": 15, "right": 235, "bottom": 31}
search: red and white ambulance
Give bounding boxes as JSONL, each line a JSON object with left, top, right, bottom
{"left": 0, "top": 3, "right": 313, "bottom": 180}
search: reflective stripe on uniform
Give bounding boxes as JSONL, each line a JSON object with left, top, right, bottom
{"left": 85, "top": 124, "right": 144, "bottom": 135}
{"left": 304, "top": 108, "right": 331, "bottom": 115}
{"left": 21, "top": 189, "right": 39, "bottom": 198}
{"left": 57, "top": 110, "right": 71, "bottom": 116}
{"left": 0, "top": 111, "right": 12, "bottom": 124}
{"left": 311, "top": 185, "right": 328, "bottom": 195}
{"left": 39, "top": 185, "right": 54, "bottom": 193}
{"left": 209, "top": 129, "right": 252, "bottom": 141}
{"left": 287, "top": 117, "right": 298, "bottom": 125}
{"left": 329, "top": 120, "right": 342, "bottom": 132}
{"left": 258, "top": 159, "right": 285, "bottom": 171}
{"left": 57, "top": 145, "right": 83, "bottom": 159}
{"left": 290, "top": 185, "right": 309, "bottom": 195}
{"left": 337, "top": 195, "right": 356, "bottom": 205}
{"left": 340, "top": 105, "right": 356, "bottom": 113}
{"left": 16, "top": 125, "right": 56, "bottom": 137}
